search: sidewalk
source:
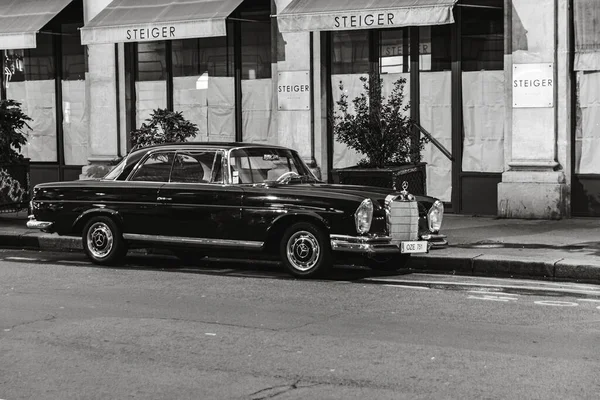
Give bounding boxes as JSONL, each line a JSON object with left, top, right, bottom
{"left": 1, "top": 211, "right": 599, "bottom": 284}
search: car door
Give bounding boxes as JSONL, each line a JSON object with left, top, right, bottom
{"left": 119, "top": 150, "right": 175, "bottom": 235}
{"left": 156, "top": 149, "right": 245, "bottom": 242}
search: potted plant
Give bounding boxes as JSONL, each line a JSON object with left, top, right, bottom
{"left": 331, "top": 74, "right": 428, "bottom": 195}
{"left": 131, "top": 108, "right": 199, "bottom": 149}
{"left": 0, "top": 99, "right": 32, "bottom": 212}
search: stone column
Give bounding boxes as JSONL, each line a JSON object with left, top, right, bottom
{"left": 274, "top": 0, "right": 313, "bottom": 166}
{"left": 80, "top": 0, "right": 120, "bottom": 179}
{"left": 497, "top": 0, "right": 571, "bottom": 219}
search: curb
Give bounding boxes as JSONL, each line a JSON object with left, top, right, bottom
{"left": 409, "top": 253, "right": 600, "bottom": 284}
{"left": 2, "top": 232, "right": 600, "bottom": 284}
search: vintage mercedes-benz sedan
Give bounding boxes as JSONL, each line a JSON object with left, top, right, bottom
{"left": 27, "top": 143, "right": 446, "bottom": 278}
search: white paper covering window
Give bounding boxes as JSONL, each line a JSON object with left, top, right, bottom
{"left": 577, "top": 71, "right": 600, "bottom": 174}
{"left": 135, "top": 80, "right": 167, "bottom": 129}
{"left": 62, "top": 80, "right": 88, "bottom": 165}
{"left": 242, "top": 78, "right": 275, "bottom": 143}
{"left": 8, "top": 80, "right": 57, "bottom": 162}
{"left": 420, "top": 71, "right": 452, "bottom": 202}
{"left": 461, "top": 71, "right": 505, "bottom": 173}
{"left": 173, "top": 75, "right": 235, "bottom": 142}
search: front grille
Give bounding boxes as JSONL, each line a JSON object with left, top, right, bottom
{"left": 386, "top": 197, "right": 419, "bottom": 244}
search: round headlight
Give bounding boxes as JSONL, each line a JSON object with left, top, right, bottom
{"left": 428, "top": 200, "right": 444, "bottom": 232}
{"left": 355, "top": 198, "right": 373, "bottom": 234}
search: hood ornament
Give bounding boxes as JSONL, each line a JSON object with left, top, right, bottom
{"left": 398, "top": 181, "right": 415, "bottom": 201}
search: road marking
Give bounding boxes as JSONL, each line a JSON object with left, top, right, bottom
{"left": 368, "top": 278, "right": 600, "bottom": 296}
{"left": 468, "top": 295, "right": 518, "bottom": 302}
{"left": 384, "top": 284, "right": 430, "bottom": 290}
{"left": 577, "top": 299, "right": 600, "bottom": 303}
{"left": 467, "top": 290, "right": 519, "bottom": 296}
{"left": 205, "top": 333, "right": 216, "bottom": 336}
{"left": 534, "top": 300, "right": 579, "bottom": 307}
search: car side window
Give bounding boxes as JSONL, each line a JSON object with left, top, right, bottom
{"left": 129, "top": 151, "right": 175, "bottom": 182}
{"left": 170, "top": 150, "right": 222, "bottom": 184}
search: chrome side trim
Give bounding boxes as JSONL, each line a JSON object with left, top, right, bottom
{"left": 26, "top": 216, "right": 53, "bottom": 230}
{"left": 122, "top": 233, "right": 263, "bottom": 249}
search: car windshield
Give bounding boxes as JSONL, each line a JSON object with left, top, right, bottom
{"left": 229, "top": 148, "right": 317, "bottom": 184}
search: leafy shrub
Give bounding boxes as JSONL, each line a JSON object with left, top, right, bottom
{"left": 0, "top": 99, "right": 32, "bottom": 163}
{"left": 332, "top": 74, "right": 427, "bottom": 168}
{"left": 130, "top": 108, "right": 199, "bottom": 149}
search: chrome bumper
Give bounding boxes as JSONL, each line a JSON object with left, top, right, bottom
{"left": 26, "top": 215, "right": 54, "bottom": 230}
{"left": 420, "top": 233, "right": 448, "bottom": 248}
{"left": 331, "top": 235, "right": 408, "bottom": 254}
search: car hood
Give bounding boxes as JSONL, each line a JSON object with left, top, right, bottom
{"left": 267, "top": 182, "right": 438, "bottom": 210}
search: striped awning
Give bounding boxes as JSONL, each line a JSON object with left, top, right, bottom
{"left": 81, "top": 0, "right": 244, "bottom": 45}
{"left": 278, "top": 0, "right": 457, "bottom": 33}
{"left": 0, "top": 0, "right": 74, "bottom": 49}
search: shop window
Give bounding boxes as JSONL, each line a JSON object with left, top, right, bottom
{"left": 380, "top": 29, "right": 409, "bottom": 74}
{"left": 241, "top": 10, "right": 272, "bottom": 80}
{"left": 419, "top": 26, "right": 451, "bottom": 72}
{"left": 135, "top": 42, "right": 167, "bottom": 128}
{"left": 3, "top": 34, "right": 58, "bottom": 162}
{"left": 461, "top": 0, "right": 504, "bottom": 71}
{"left": 240, "top": 8, "right": 274, "bottom": 144}
{"left": 172, "top": 36, "right": 233, "bottom": 78}
{"left": 62, "top": 23, "right": 86, "bottom": 81}
{"left": 171, "top": 33, "right": 236, "bottom": 142}
{"left": 61, "top": 22, "right": 88, "bottom": 166}
{"left": 332, "top": 31, "right": 369, "bottom": 74}
{"left": 461, "top": 0, "right": 505, "bottom": 175}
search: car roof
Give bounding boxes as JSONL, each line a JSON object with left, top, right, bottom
{"left": 131, "top": 142, "right": 290, "bottom": 154}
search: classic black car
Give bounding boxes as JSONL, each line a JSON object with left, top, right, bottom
{"left": 27, "top": 143, "right": 446, "bottom": 278}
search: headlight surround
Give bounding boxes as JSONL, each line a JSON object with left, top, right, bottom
{"left": 354, "top": 198, "right": 373, "bottom": 234}
{"left": 428, "top": 200, "right": 444, "bottom": 232}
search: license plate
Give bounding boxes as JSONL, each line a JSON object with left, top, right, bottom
{"left": 400, "top": 241, "right": 428, "bottom": 254}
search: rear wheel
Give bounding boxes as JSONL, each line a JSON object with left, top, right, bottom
{"left": 366, "top": 254, "right": 410, "bottom": 272}
{"left": 280, "top": 222, "right": 331, "bottom": 278}
{"left": 82, "top": 216, "right": 127, "bottom": 265}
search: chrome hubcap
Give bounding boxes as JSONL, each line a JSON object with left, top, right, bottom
{"left": 86, "top": 222, "right": 114, "bottom": 259}
{"left": 286, "top": 230, "right": 320, "bottom": 272}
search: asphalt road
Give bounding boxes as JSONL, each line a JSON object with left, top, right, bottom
{"left": 1, "top": 249, "right": 599, "bottom": 399}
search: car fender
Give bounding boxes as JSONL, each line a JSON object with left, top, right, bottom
{"left": 264, "top": 211, "right": 331, "bottom": 245}
{"left": 72, "top": 208, "right": 123, "bottom": 234}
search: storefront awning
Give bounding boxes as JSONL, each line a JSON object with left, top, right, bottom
{"left": 0, "top": 0, "right": 74, "bottom": 49}
{"left": 278, "top": 0, "right": 457, "bottom": 33}
{"left": 81, "top": 0, "right": 244, "bottom": 45}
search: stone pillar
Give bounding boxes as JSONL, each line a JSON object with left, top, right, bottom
{"left": 497, "top": 0, "right": 571, "bottom": 219}
{"left": 274, "top": 0, "right": 313, "bottom": 165}
{"left": 80, "top": 0, "right": 120, "bottom": 179}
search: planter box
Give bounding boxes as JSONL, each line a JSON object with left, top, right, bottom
{"left": 0, "top": 160, "right": 30, "bottom": 213}
{"left": 332, "top": 163, "right": 427, "bottom": 196}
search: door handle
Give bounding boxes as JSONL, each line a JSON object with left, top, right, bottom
{"left": 157, "top": 197, "right": 172, "bottom": 202}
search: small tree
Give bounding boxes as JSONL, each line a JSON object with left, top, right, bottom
{"left": 332, "top": 74, "right": 427, "bottom": 168}
{"left": 130, "top": 108, "right": 199, "bottom": 149}
{"left": 0, "top": 99, "right": 32, "bottom": 163}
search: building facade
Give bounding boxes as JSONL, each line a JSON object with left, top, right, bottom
{"left": 0, "top": 0, "right": 595, "bottom": 218}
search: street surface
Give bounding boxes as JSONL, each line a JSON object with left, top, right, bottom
{"left": 1, "top": 249, "right": 599, "bottom": 399}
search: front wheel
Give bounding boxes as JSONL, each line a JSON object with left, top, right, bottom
{"left": 82, "top": 216, "right": 127, "bottom": 265}
{"left": 280, "top": 222, "right": 331, "bottom": 278}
